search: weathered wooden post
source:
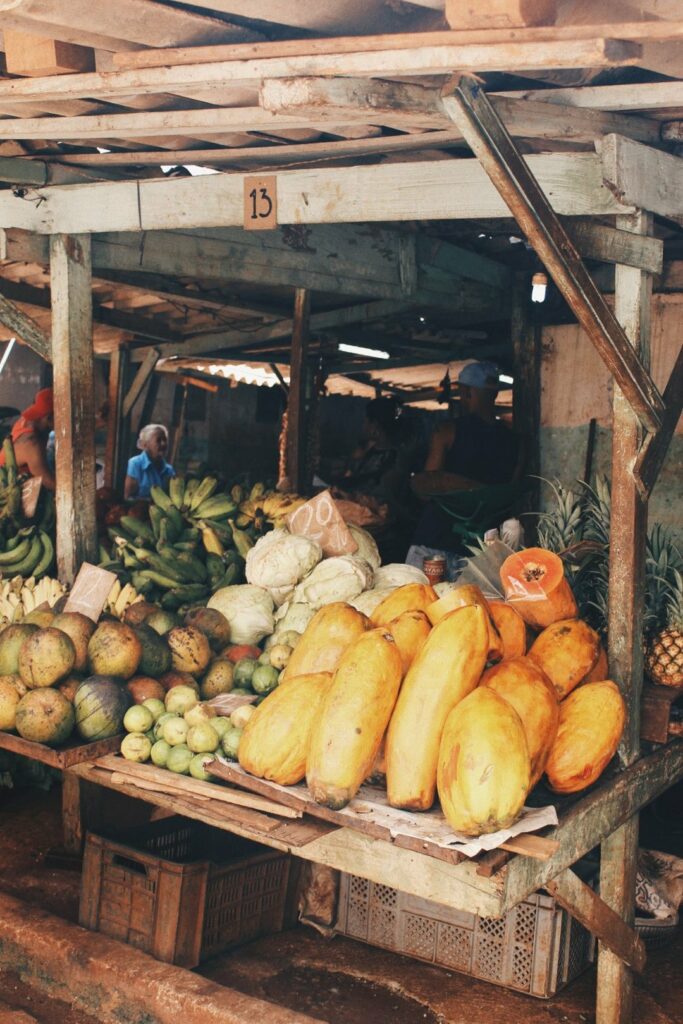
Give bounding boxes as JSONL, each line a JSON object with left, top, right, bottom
{"left": 286, "top": 287, "right": 311, "bottom": 494}
{"left": 597, "top": 211, "right": 652, "bottom": 1024}
{"left": 50, "top": 233, "right": 98, "bottom": 582}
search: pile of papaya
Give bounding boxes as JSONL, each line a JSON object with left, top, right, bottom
{"left": 237, "top": 547, "right": 626, "bottom": 838}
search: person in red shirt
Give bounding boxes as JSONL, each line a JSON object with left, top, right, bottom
{"left": 0, "top": 387, "right": 56, "bottom": 490}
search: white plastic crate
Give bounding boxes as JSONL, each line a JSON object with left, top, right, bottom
{"left": 336, "top": 873, "right": 595, "bottom": 998}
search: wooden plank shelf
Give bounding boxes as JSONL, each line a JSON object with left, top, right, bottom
{"left": 0, "top": 729, "right": 122, "bottom": 769}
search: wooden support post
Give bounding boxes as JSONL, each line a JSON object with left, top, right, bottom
{"left": 104, "top": 345, "right": 128, "bottom": 492}
{"left": 122, "top": 347, "right": 159, "bottom": 418}
{"left": 597, "top": 211, "right": 652, "bottom": 1024}
{"left": 50, "top": 234, "right": 97, "bottom": 582}
{"left": 286, "top": 288, "right": 311, "bottom": 495}
{"left": 440, "top": 75, "right": 665, "bottom": 435}
{"left": 511, "top": 273, "right": 540, "bottom": 511}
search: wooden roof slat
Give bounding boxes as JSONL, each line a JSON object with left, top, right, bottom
{"left": 0, "top": 0, "right": 263, "bottom": 52}
{"left": 110, "top": 21, "right": 683, "bottom": 71}
{"left": 0, "top": 38, "right": 641, "bottom": 106}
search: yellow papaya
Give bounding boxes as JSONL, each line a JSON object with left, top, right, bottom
{"left": 488, "top": 600, "right": 527, "bottom": 660}
{"left": 386, "top": 604, "right": 489, "bottom": 811}
{"left": 545, "top": 680, "right": 626, "bottom": 794}
{"left": 238, "top": 672, "right": 332, "bottom": 786}
{"left": 386, "top": 610, "right": 431, "bottom": 676}
{"left": 426, "top": 584, "right": 503, "bottom": 663}
{"left": 281, "top": 602, "right": 367, "bottom": 683}
{"left": 500, "top": 548, "right": 578, "bottom": 630}
{"left": 307, "top": 628, "right": 403, "bottom": 809}
{"left": 369, "top": 583, "right": 437, "bottom": 627}
{"left": 528, "top": 618, "right": 600, "bottom": 699}
{"left": 438, "top": 687, "right": 530, "bottom": 836}
{"left": 480, "top": 656, "right": 559, "bottom": 787}
{"left": 584, "top": 642, "right": 609, "bottom": 683}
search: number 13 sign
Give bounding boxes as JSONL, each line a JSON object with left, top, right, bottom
{"left": 244, "top": 176, "right": 277, "bottom": 230}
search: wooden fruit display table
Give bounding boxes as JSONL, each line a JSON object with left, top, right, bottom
{"left": 65, "top": 739, "right": 683, "bottom": 972}
{"left": 0, "top": 730, "right": 122, "bottom": 770}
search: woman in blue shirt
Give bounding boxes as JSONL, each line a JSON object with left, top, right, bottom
{"left": 124, "top": 423, "right": 176, "bottom": 500}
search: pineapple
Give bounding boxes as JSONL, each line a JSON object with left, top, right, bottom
{"left": 646, "top": 570, "right": 683, "bottom": 689}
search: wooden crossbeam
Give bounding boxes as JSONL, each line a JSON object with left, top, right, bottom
{"left": 634, "top": 346, "right": 683, "bottom": 499}
{"left": 440, "top": 75, "right": 664, "bottom": 435}
{"left": 0, "top": 39, "right": 641, "bottom": 109}
{"left": 0, "top": 289, "right": 51, "bottom": 362}
{"left": 545, "top": 868, "right": 646, "bottom": 972}
{"left": 111, "top": 22, "right": 683, "bottom": 72}
{"left": 0, "top": 153, "right": 633, "bottom": 236}
{"left": 261, "top": 77, "right": 662, "bottom": 146}
{"left": 601, "top": 134, "right": 683, "bottom": 222}
{"left": 562, "top": 219, "right": 663, "bottom": 275}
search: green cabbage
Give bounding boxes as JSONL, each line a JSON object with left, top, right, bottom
{"left": 207, "top": 584, "right": 275, "bottom": 645}
{"left": 292, "top": 556, "right": 374, "bottom": 609}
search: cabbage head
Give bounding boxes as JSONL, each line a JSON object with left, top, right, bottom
{"left": 346, "top": 524, "right": 380, "bottom": 570}
{"left": 374, "top": 563, "right": 428, "bottom": 589}
{"left": 246, "top": 528, "right": 322, "bottom": 605}
{"left": 273, "top": 601, "right": 317, "bottom": 635}
{"left": 350, "top": 588, "right": 395, "bottom": 616}
{"left": 207, "top": 584, "right": 274, "bottom": 645}
{"left": 292, "top": 556, "right": 374, "bottom": 609}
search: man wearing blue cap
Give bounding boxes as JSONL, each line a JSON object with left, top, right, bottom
{"left": 407, "top": 360, "right": 524, "bottom": 577}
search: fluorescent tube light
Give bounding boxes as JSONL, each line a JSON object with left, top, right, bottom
{"left": 338, "top": 343, "right": 390, "bottom": 360}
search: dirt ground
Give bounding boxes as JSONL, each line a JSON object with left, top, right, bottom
{"left": 0, "top": 778, "right": 681, "bottom": 1024}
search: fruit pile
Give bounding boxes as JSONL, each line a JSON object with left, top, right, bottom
{"left": 233, "top": 546, "right": 627, "bottom": 838}
{"left": 0, "top": 575, "right": 66, "bottom": 625}
{"left": 101, "top": 479, "right": 269, "bottom": 611}
{"left": 0, "top": 438, "right": 56, "bottom": 580}
{"left": 118, "top": 615, "right": 300, "bottom": 777}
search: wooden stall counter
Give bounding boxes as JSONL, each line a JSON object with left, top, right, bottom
{"left": 65, "top": 740, "right": 683, "bottom": 928}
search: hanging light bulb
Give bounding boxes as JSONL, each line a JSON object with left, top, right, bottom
{"left": 531, "top": 271, "right": 548, "bottom": 303}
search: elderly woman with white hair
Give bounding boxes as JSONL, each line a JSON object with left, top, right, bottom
{"left": 124, "top": 423, "right": 176, "bottom": 500}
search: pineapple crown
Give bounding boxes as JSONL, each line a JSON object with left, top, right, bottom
{"left": 537, "top": 476, "right": 682, "bottom": 639}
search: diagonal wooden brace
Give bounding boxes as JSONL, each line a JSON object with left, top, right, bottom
{"left": 545, "top": 867, "right": 646, "bottom": 973}
{"left": 440, "top": 74, "right": 665, "bottom": 436}
{"left": 0, "top": 288, "right": 51, "bottom": 362}
{"left": 634, "top": 346, "right": 683, "bottom": 499}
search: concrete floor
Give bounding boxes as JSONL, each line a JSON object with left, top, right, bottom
{"left": 0, "top": 780, "right": 681, "bottom": 1024}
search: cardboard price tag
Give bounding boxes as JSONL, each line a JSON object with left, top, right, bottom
{"left": 64, "top": 563, "right": 117, "bottom": 622}
{"left": 286, "top": 490, "right": 358, "bottom": 557}
{"left": 243, "top": 175, "right": 277, "bottom": 230}
{"left": 21, "top": 477, "right": 42, "bottom": 519}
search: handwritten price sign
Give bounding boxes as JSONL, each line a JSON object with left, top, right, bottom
{"left": 287, "top": 490, "right": 358, "bottom": 558}
{"left": 64, "top": 563, "right": 117, "bottom": 622}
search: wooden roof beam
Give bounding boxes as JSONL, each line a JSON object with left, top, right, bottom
{"left": 260, "top": 76, "right": 662, "bottom": 146}
{"left": 0, "top": 37, "right": 641, "bottom": 107}
{"left": 0, "top": 221, "right": 511, "bottom": 314}
{"left": 440, "top": 75, "right": 665, "bottom": 434}
{"left": 0, "top": 152, "right": 632, "bottom": 236}
{"left": 601, "top": 134, "right": 683, "bottom": 223}
{"left": 111, "top": 21, "right": 683, "bottom": 72}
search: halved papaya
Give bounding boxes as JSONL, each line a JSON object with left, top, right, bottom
{"left": 488, "top": 600, "right": 527, "bottom": 660}
{"left": 427, "top": 584, "right": 503, "bottom": 663}
{"left": 499, "top": 547, "right": 577, "bottom": 630}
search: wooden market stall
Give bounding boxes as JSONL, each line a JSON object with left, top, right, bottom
{"left": 0, "top": 3, "right": 682, "bottom": 1023}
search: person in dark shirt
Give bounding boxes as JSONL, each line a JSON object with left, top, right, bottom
{"left": 407, "top": 361, "right": 524, "bottom": 576}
